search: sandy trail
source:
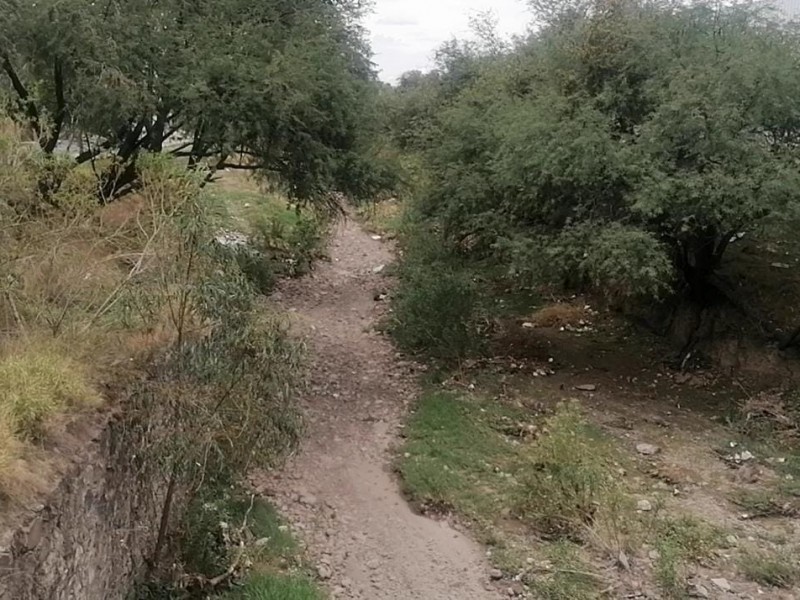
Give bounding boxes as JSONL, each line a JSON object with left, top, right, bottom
{"left": 251, "top": 217, "right": 498, "bottom": 600}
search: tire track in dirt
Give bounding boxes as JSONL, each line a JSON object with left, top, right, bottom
{"left": 250, "top": 217, "right": 499, "bottom": 599}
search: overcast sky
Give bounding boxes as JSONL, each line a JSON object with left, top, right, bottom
{"left": 365, "top": 0, "right": 800, "bottom": 83}
{"left": 365, "top": 0, "right": 532, "bottom": 83}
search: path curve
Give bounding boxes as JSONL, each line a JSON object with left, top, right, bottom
{"left": 251, "top": 218, "right": 499, "bottom": 599}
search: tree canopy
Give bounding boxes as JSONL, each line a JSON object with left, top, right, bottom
{"left": 385, "top": 0, "right": 800, "bottom": 304}
{"left": 0, "top": 0, "right": 389, "bottom": 202}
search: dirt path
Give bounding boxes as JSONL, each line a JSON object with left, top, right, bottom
{"left": 251, "top": 218, "right": 499, "bottom": 600}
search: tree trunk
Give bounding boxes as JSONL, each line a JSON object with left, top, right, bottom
{"left": 150, "top": 463, "right": 179, "bottom": 572}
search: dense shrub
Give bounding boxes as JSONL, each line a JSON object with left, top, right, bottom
{"left": 247, "top": 211, "right": 328, "bottom": 280}
{"left": 384, "top": 0, "right": 800, "bottom": 307}
{"left": 390, "top": 230, "right": 482, "bottom": 360}
{"left": 0, "top": 130, "right": 305, "bottom": 590}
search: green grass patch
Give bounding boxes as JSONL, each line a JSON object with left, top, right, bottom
{"left": 245, "top": 496, "right": 298, "bottom": 562}
{"left": 208, "top": 186, "right": 302, "bottom": 232}
{"left": 779, "top": 477, "right": 800, "bottom": 497}
{"left": 650, "top": 516, "right": 723, "bottom": 597}
{"left": 207, "top": 182, "right": 327, "bottom": 291}
{"left": 137, "top": 486, "right": 320, "bottom": 599}
{"left": 774, "top": 451, "right": 800, "bottom": 498}
{"left": 739, "top": 547, "right": 800, "bottom": 588}
{"left": 214, "top": 494, "right": 321, "bottom": 600}
{"left": 528, "top": 541, "right": 604, "bottom": 600}
{"left": 215, "top": 573, "right": 322, "bottom": 600}
{"left": 357, "top": 199, "right": 405, "bottom": 237}
{"left": 398, "top": 392, "right": 632, "bottom": 561}
{"left": 397, "top": 391, "right": 525, "bottom": 521}
{"left": 178, "top": 486, "right": 308, "bottom": 580}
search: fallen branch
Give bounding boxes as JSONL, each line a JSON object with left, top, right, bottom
{"left": 181, "top": 493, "right": 256, "bottom": 590}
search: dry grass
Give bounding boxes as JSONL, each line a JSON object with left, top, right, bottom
{"left": 0, "top": 339, "right": 102, "bottom": 439}
{"left": 357, "top": 199, "right": 405, "bottom": 236}
{"left": 0, "top": 419, "right": 20, "bottom": 479}
{"left": 0, "top": 121, "right": 36, "bottom": 211}
{"left": 738, "top": 390, "right": 799, "bottom": 442}
{"left": 518, "top": 403, "right": 631, "bottom": 543}
{"left": 739, "top": 546, "right": 800, "bottom": 588}
{"left": 0, "top": 121, "right": 209, "bottom": 495}
{"left": 526, "top": 303, "right": 591, "bottom": 328}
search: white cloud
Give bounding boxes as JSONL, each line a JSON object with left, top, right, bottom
{"left": 365, "top": 0, "right": 532, "bottom": 82}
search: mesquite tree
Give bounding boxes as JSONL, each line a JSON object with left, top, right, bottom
{"left": 388, "top": 0, "right": 800, "bottom": 307}
{"left": 0, "top": 0, "right": 388, "bottom": 202}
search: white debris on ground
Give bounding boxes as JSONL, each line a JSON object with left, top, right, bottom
{"left": 215, "top": 230, "right": 250, "bottom": 248}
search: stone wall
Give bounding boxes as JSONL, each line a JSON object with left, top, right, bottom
{"left": 0, "top": 414, "right": 164, "bottom": 600}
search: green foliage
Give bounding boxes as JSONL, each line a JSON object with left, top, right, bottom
{"left": 228, "top": 247, "right": 276, "bottom": 296}
{"left": 216, "top": 574, "right": 321, "bottom": 600}
{"left": 114, "top": 159, "right": 306, "bottom": 589}
{"left": 1, "top": 125, "right": 308, "bottom": 590}
{"left": 179, "top": 488, "right": 244, "bottom": 578}
{"left": 141, "top": 485, "right": 316, "bottom": 600}
{"left": 390, "top": 230, "right": 482, "bottom": 360}
{"left": 384, "top": 0, "right": 800, "bottom": 303}
{"left": 207, "top": 181, "right": 327, "bottom": 293}
{"left": 518, "top": 403, "right": 627, "bottom": 539}
{"left": 651, "top": 516, "right": 722, "bottom": 596}
{"left": 248, "top": 212, "right": 327, "bottom": 279}
{"left": 179, "top": 487, "right": 297, "bottom": 578}
{"left": 0, "top": 0, "right": 391, "bottom": 202}
{"left": 505, "top": 223, "right": 674, "bottom": 300}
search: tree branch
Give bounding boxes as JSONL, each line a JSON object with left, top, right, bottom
{"left": 43, "top": 58, "right": 67, "bottom": 153}
{"left": 168, "top": 142, "right": 196, "bottom": 156}
{"left": 75, "top": 140, "right": 114, "bottom": 164}
{"left": 1, "top": 53, "right": 42, "bottom": 139}
{"left": 218, "top": 162, "right": 264, "bottom": 171}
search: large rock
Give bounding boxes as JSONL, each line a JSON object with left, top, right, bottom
{"left": 636, "top": 443, "right": 661, "bottom": 456}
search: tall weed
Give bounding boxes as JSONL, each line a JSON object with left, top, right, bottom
{"left": 518, "top": 403, "right": 629, "bottom": 541}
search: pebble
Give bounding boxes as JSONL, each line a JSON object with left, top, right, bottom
{"left": 637, "top": 499, "right": 653, "bottom": 512}
{"left": 317, "top": 564, "right": 333, "bottom": 580}
{"left": 489, "top": 568, "right": 503, "bottom": 580}
{"left": 575, "top": 384, "right": 597, "bottom": 392}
